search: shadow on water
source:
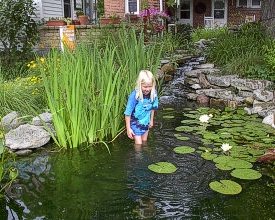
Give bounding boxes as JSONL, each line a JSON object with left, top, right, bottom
{"left": 1, "top": 102, "right": 275, "bottom": 219}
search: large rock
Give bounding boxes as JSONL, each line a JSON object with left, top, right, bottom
{"left": 2, "top": 111, "right": 23, "bottom": 132}
{"left": 5, "top": 124, "right": 51, "bottom": 150}
{"left": 253, "top": 89, "right": 274, "bottom": 102}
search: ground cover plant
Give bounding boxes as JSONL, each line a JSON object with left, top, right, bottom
{"left": 191, "top": 23, "right": 275, "bottom": 82}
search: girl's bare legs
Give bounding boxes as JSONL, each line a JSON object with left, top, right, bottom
{"left": 134, "top": 131, "right": 149, "bottom": 145}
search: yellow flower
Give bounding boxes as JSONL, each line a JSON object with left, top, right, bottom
{"left": 40, "top": 57, "right": 45, "bottom": 63}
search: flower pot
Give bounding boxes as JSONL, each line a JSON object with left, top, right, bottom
{"left": 100, "top": 18, "right": 121, "bottom": 25}
{"left": 46, "top": 20, "right": 66, "bottom": 26}
{"left": 78, "top": 15, "right": 89, "bottom": 25}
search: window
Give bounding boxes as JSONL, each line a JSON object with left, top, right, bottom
{"left": 237, "top": 0, "right": 261, "bottom": 8}
{"left": 64, "top": 0, "right": 71, "bottom": 18}
{"left": 180, "top": 1, "right": 190, "bottom": 19}
{"left": 126, "top": 0, "right": 139, "bottom": 14}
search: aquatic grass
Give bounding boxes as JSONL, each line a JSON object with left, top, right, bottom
{"left": 38, "top": 27, "right": 164, "bottom": 148}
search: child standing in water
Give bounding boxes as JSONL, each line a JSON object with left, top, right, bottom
{"left": 124, "top": 70, "right": 158, "bottom": 145}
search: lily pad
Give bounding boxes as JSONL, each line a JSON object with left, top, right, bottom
{"left": 201, "top": 152, "right": 218, "bottom": 160}
{"left": 163, "top": 115, "right": 175, "bottom": 119}
{"left": 148, "top": 162, "right": 177, "bottom": 174}
{"left": 213, "top": 156, "right": 253, "bottom": 170}
{"left": 209, "top": 180, "right": 242, "bottom": 195}
{"left": 174, "top": 146, "right": 196, "bottom": 154}
{"left": 230, "top": 169, "right": 262, "bottom": 180}
{"left": 175, "top": 126, "right": 194, "bottom": 132}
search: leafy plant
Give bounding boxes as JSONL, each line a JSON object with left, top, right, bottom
{"left": 0, "top": 116, "right": 18, "bottom": 198}
{"left": 0, "top": 69, "right": 46, "bottom": 116}
{"left": 37, "top": 27, "right": 164, "bottom": 148}
{"left": 0, "top": 0, "right": 39, "bottom": 69}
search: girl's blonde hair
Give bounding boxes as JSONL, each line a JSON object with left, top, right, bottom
{"left": 135, "top": 70, "right": 156, "bottom": 102}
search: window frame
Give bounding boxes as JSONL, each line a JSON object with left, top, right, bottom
{"left": 237, "top": 0, "right": 261, "bottom": 8}
{"left": 125, "top": 0, "right": 140, "bottom": 14}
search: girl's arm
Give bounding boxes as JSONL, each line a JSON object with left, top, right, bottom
{"left": 125, "top": 115, "right": 135, "bottom": 139}
{"left": 149, "top": 110, "right": 155, "bottom": 128}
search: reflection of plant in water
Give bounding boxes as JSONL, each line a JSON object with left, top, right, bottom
{"left": 0, "top": 116, "right": 18, "bottom": 197}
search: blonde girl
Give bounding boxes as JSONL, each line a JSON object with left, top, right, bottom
{"left": 124, "top": 70, "right": 158, "bottom": 145}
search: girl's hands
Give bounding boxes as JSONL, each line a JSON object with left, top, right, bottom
{"left": 127, "top": 128, "right": 135, "bottom": 140}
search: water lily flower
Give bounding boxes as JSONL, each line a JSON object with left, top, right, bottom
{"left": 221, "top": 143, "right": 232, "bottom": 152}
{"left": 209, "top": 114, "right": 213, "bottom": 118}
{"left": 199, "top": 114, "right": 210, "bottom": 123}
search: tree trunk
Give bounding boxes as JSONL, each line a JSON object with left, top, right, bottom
{"left": 261, "top": 0, "right": 275, "bottom": 37}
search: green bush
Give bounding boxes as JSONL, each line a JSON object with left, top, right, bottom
{"left": 204, "top": 22, "right": 274, "bottom": 81}
{"left": 0, "top": 0, "right": 39, "bottom": 76}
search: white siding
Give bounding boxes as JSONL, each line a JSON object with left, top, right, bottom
{"left": 42, "top": 0, "right": 64, "bottom": 20}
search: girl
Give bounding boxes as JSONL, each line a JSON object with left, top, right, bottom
{"left": 124, "top": 70, "right": 158, "bottom": 145}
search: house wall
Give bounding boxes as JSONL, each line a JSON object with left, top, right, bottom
{"left": 227, "top": 1, "right": 261, "bottom": 25}
{"left": 191, "top": 0, "right": 261, "bottom": 28}
{"left": 104, "top": 0, "right": 164, "bottom": 18}
{"left": 193, "top": 0, "right": 211, "bottom": 28}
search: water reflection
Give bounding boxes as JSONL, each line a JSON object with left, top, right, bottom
{"left": 1, "top": 106, "right": 275, "bottom": 219}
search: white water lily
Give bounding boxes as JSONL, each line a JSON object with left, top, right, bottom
{"left": 209, "top": 114, "right": 213, "bottom": 118}
{"left": 199, "top": 114, "right": 210, "bottom": 123}
{"left": 221, "top": 143, "right": 232, "bottom": 152}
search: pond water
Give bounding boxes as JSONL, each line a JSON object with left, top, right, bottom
{"left": 1, "top": 102, "right": 275, "bottom": 220}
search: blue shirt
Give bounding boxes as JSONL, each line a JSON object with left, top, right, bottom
{"left": 124, "top": 90, "right": 158, "bottom": 135}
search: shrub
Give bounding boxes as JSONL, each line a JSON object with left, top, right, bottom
{"left": 0, "top": 0, "right": 39, "bottom": 74}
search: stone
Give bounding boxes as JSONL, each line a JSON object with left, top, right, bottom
{"left": 161, "top": 63, "right": 175, "bottom": 75}
{"left": 253, "top": 100, "right": 275, "bottom": 109}
{"left": 262, "top": 114, "right": 274, "bottom": 126}
{"left": 197, "top": 94, "right": 209, "bottom": 104}
{"left": 198, "top": 73, "right": 211, "bottom": 89}
{"left": 15, "top": 149, "right": 33, "bottom": 156}
{"left": 2, "top": 111, "right": 23, "bottom": 132}
{"left": 5, "top": 124, "right": 51, "bottom": 150}
{"left": 187, "top": 93, "right": 198, "bottom": 100}
{"left": 32, "top": 112, "right": 52, "bottom": 126}
{"left": 231, "top": 78, "right": 274, "bottom": 91}
{"left": 191, "top": 84, "right": 201, "bottom": 89}
{"left": 197, "top": 89, "right": 234, "bottom": 100}
{"left": 185, "top": 77, "right": 199, "bottom": 85}
{"left": 197, "top": 63, "right": 214, "bottom": 69}
{"left": 206, "top": 75, "right": 237, "bottom": 87}
{"left": 253, "top": 89, "right": 274, "bottom": 102}
{"left": 185, "top": 68, "right": 220, "bottom": 78}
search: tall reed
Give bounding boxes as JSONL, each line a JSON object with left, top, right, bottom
{"left": 39, "top": 27, "right": 163, "bottom": 148}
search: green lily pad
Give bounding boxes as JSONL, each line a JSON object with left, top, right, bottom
{"left": 173, "top": 146, "right": 196, "bottom": 154}
{"left": 163, "top": 115, "right": 175, "bottom": 119}
{"left": 148, "top": 162, "right": 177, "bottom": 174}
{"left": 213, "top": 156, "right": 253, "bottom": 170}
{"left": 230, "top": 169, "right": 262, "bottom": 180}
{"left": 209, "top": 180, "right": 242, "bottom": 195}
{"left": 201, "top": 152, "right": 218, "bottom": 160}
{"left": 175, "top": 136, "right": 190, "bottom": 141}
{"left": 163, "top": 107, "right": 174, "bottom": 111}
{"left": 175, "top": 126, "right": 194, "bottom": 132}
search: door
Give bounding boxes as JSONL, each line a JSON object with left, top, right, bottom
{"left": 178, "top": 0, "right": 193, "bottom": 26}
{"left": 212, "top": 0, "right": 227, "bottom": 27}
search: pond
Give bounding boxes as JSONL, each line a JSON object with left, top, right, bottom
{"left": 1, "top": 101, "right": 275, "bottom": 219}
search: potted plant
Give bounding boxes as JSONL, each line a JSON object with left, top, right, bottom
{"left": 76, "top": 10, "right": 88, "bottom": 25}
{"left": 63, "top": 17, "right": 72, "bottom": 25}
{"left": 46, "top": 17, "right": 66, "bottom": 26}
{"left": 100, "top": 14, "right": 121, "bottom": 25}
